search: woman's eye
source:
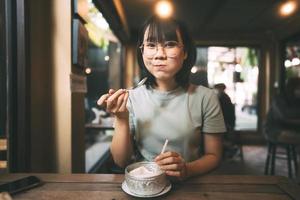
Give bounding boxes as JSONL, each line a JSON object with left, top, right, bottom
{"left": 145, "top": 43, "right": 156, "bottom": 48}
{"left": 165, "top": 41, "right": 178, "bottom": 48}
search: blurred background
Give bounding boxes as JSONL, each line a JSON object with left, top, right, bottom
{"left": 1, "top": 0, "right": 300, "bottom": 180}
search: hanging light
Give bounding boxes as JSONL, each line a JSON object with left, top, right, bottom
{"left": 155, "top": 1, "right": 173, "bottom": 18}
{"left": 279, "top": 1, "right": 298, "bottom": 17}
{"left": 85, "top": 67, "right": 92, "bottom": 74}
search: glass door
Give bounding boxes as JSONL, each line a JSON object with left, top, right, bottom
{"left": 194, "top": 47, "right": 259, "bottom": 131}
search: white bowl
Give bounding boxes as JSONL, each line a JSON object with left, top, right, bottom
{"left": 124, "top": 161, "right": 168, "bottom": 196}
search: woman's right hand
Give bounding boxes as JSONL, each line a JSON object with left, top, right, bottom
{"left": 97, "top": 89, "right": 129, "bottom": 119}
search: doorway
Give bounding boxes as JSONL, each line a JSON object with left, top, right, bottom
{"left": 195, "top": 47, "right": 259, "bottom": 131}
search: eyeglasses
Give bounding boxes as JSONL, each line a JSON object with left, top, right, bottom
{"left": 140, "top": 41, "right": 184, "bottom": 58}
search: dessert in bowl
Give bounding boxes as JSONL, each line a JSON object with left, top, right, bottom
{"left": 124, "top": 161, "right": 168, "bottom": 196}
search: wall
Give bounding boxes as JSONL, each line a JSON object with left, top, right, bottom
{"left": 30, "top": 0, "right": 55, "bottom": 172}
{"left": 52, "top": 0, "right": 72, "bottom": 173}
{"left": 30, "top": 0, "right": 72, "bottom": 173}
{"left": 124, "top": 44, "right": 137, "bottom": 88}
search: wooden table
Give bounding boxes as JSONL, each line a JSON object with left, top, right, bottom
{"left": 0, "top": 174, "right": 299, "bottom": 199}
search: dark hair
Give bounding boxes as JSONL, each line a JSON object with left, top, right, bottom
{"left": 137, "top": 16, "right": 196, "bottom": 89}
{"left": 214, "top": 83, "right": 226, "bottom": 91}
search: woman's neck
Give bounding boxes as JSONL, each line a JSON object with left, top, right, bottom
{"left": 155, "top": 79, "right": 179, "bottom": 91}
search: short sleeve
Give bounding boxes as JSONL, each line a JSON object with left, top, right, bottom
{"left": 202, "top": 91, "right": 226, "bottom": 133}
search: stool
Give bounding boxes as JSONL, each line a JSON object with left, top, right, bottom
{"left": 264, "top": 131, "right": 299, "bottom": 178}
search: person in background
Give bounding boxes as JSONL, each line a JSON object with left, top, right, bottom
{"left": 214, "top": 83, "right": 235, "bottom": 131}
{"left": 264, "top": 77, "right": 300, "bottom": 143}
{"left": 214, "top": 83, "right": 237, "bottom": 158}
{"left": 98, "top": 16, "right": 226, "bottom": 180}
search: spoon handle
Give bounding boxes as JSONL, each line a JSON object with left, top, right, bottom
{"left": 127, "top": 77, "right": 147, "bottom": 90}
{"left": 160, "top": 139, "right": 169, "bottom": 154}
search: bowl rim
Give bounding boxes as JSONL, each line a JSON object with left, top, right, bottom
{"left": 125, "top": 161, "right": 165, "bottom": 180}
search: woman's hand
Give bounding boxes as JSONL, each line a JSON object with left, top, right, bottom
{"left": 154, "top": 151, "right": 188, "bottom": 181}
{"left": 97, "top": 89, "right": 129, "bottom": 119}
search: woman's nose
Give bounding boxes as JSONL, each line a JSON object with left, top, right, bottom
{"left": 153, "top": 46, "right": 167, "bottom": 59}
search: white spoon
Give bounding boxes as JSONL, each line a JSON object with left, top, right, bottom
{"left": 127, "top": 77, "right": 147, "bottom": 90}
{"left": 160, "top": 139, "right": 169, "bottom": 154}
{"left": 98, "top": 77, "right": 147, "bottom": 106}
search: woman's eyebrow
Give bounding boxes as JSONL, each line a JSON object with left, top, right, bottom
{"left": 145, "top": 36, "right": 157, "bottom": 41}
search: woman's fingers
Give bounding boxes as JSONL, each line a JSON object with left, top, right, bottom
{"left": 107, "top": 89, "right": 126, "bottom": 102}
{"left": 97, "top": 93, "right": 110, "bottom": 106}
{"left": 111, "top": 93, "right": 126, "bottom": 112}
{"left": 165, "top": 171, "right": 181, "bottom": 177}
{"left": 108, "top": 89, "right": 115, "bottom": 95}
{"left": 159, "top": 163, "right": 185, "bottom": 171}
{"left": 119, "top": 91, "right": 129, "bottom": 112}
{"left": 97, "top": 89, "right": 116, "bottom": 106}
{"left": 156, "top": 156, "right": 181, "bottom": 165}
{"left": 155, "top": 151, "right": 179, "bottom": 161}
{"left": 154, "top": 151, "right": 187, "bottom": 179}
{"left": 98, "top": 89, "right": 126, "bottom": 112}
{"left": 155, "top": 152, "right": 184, "bottom": 170}
{"left": 105, "top": 89, "right": 130, "bottom": 120}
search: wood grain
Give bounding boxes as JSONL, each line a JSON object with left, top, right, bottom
{"left": 0, "top": 174, "right": 299, "bottom": 200}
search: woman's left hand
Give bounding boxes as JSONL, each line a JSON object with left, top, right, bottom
{"left": 154, "top": 151, "right": 187, "bottom": 180}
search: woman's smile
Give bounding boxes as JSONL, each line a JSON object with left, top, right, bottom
{"left": 153, "top": 64, "right": 167, "bottom": 69}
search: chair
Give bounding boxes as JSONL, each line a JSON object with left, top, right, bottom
{"left": 264, "top": 131, "right": 300, "bottom": 178}
{"left": 263, "top": 77, "right": 300, "bottom": 178}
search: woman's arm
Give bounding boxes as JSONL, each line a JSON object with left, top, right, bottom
{"left": 185, "top": 133, "right": 223, "bottom": 177}
{"left": 98, "top": 89, "right": 134, "bottom": 168}
{"left": 110, "top": 116, "right": 134, "bottom": 168}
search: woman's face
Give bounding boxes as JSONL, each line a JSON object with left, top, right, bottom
{"left": 141, "top": 27, "right": 187, "bottom": 82}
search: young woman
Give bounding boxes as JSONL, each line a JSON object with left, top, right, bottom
{"left": 98, "top": 16, "right": 226, "bottom": 180}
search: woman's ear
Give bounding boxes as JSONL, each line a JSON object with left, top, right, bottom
{"left": 184, "top": 52, "right": 188, "bottom": 60}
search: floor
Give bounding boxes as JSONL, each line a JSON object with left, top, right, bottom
{"left": 235, "top": 105, "right": 257, "bottom": 130}
{"left": 212, "top": 144, "right": 298, "bottom": 181}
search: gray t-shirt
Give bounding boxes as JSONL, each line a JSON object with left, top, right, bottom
{"left": 127, "top": 85, "right": 226, "bottom": 162}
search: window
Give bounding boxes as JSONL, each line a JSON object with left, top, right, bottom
{"left": 194, "top": 47, "right": 259, "bottom": 130}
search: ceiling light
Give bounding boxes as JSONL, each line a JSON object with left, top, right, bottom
{"left": 280, "top": 1, "right": 297, "bottom": 16}
{"left": 85, "top": 67, "right": 92, "bottom": 74}
{"left": 155, "top": 1, "right": 173, "bottom": 18}
{"left": 284, "top": 60, "right": 292, "bottom": 67}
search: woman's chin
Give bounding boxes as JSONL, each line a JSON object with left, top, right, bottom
{"left": 153, "top": 73, "right": 173, "bottom": 81}
{"left": 155, "top": 76, "right": 173, "bottom": 82}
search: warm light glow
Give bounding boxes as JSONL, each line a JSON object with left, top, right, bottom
{"left": 284, "top": 59, "right": 292, "bottom": 67}
{"left": 104, "top": 55, "right": 110, "bottom": 61}
{"left": 235, "top": 64, "right": 242, "bottom": 72}
{"left": 292, "top": 57, "right": 300, "bottom": 66}
{"left": 155, "top": 1, "right": 173, "bottom": 18}
{"left": 191, "top": 66, "right": 198, "bottom": 73}
{"left": 280, "top": 1, "right": 297, "bottom": 16}
{"left": 85, "top": 67, "right": 92, "bottom": 74}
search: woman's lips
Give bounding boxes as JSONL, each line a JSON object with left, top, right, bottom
{"left": 153, "top": 64, "right": 166, "bottom": 67}
{"left": 153, "top": 65, "right": 166, "bottom": 70}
